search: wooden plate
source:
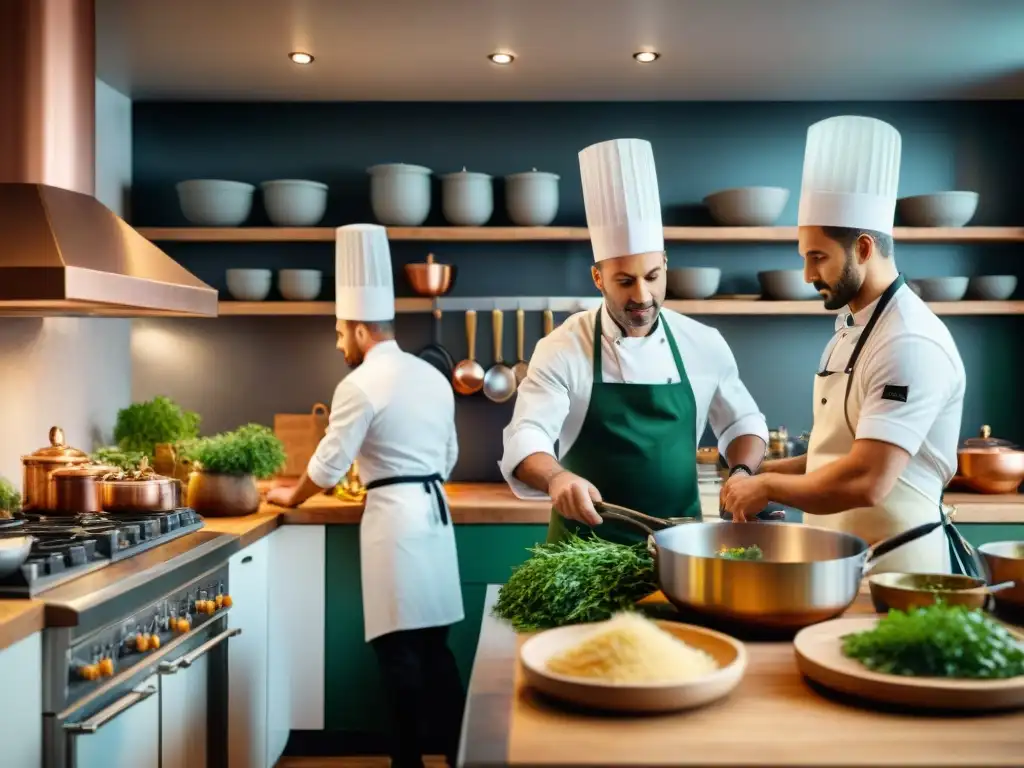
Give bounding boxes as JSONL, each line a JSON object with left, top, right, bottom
{"left": 518, "top": 619, "right": 747, "bottom": 713}
{"left": 794, "top": 617, "right": 1024, "bottom": 711}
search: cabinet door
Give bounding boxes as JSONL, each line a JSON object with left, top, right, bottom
{"left": 0, "top": 633, "right": 42, "bottom": 767}
{"left": 228, "top": 537, "right": 270, "bottom": 768}
{"left": 74, "top": 674, "right": 160, "bottom": 768}
{"left": 160, "top": 651, "right": 209, "bottom": 768}
{"left": 267, "top": 525, "right": 326, "bottom": 765}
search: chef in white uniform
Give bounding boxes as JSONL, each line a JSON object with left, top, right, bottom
{"left": 266, "top": 224, "right": 465, "bottom": 768}
{"left": 501, "top": 138, "right": 772, "bottom": 544}
{"left": 721, "top": 115, "right": 977, "bottom": 576}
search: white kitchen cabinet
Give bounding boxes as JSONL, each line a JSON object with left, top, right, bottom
{"left": 0, "top": 632, "right": 42, "bottom": 767}
{"left": 267, "top": 525, "right": 325, "bottom": 765}
{"left": 74, "top": 673, "right": 160, "bottom": 768}
{"left": 227, "top": 536, "right": 270, "bottom": 768}
{"left": 160, "top": 651, "right": 209, "bottom": 768}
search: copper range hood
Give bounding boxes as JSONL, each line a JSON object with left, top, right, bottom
{"left": 0, "top": 0, "right": 218, "bottom": 318}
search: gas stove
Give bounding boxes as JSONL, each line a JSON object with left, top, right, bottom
{"left": 0, "top": 508, "right": 203, "bottom": 597}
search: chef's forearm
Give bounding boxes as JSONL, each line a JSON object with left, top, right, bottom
{"left": 761, "top": 454, "right": 807, "bottom": 475}
{"left": 285, "top": 472, "right": 329, "bottom": 507}
{"left": 724, "top": 435, "right": 766, "bottom": 473}
{"left": 760, "top": 458, "right": 876, "bottom": 515}
{"left": 513, "top": 452, "right": 565, "bottom": 494}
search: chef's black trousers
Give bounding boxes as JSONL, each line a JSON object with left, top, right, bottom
{"left": 370, "top": 624, "right": 466, "bottom": 768}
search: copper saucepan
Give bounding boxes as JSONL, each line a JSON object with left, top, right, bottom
{"left": 20, "top": 426, "right": 93, "bottom": 511}
{"left": 954, "top": 425, "right": 1024, "bottom": 494}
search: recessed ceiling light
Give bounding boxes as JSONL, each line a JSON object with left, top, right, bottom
{"left": 633, "top": 51, "right": 660, "bottom": 63}
{"left": 488, "top": 52, "right": 514, "bottom": 65}
{"left": 289, "top": 51, "right": 314, "bottom": 65}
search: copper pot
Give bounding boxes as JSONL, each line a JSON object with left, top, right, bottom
{"left": 21, "top": 426, "right": 93, "bottom": 511}
{"left": 188, "top": 472, "right": 261, "bottom": 517}
{"left": 98, "top": 476, "right": 182, "bottom": 513}
{"left": 51, "top": 466, "right": 110, "bottom": 514}
{"left": 955, "top": 425, "right": 1024, "bottom": 494}
{"left": 403, "top": 253, "right": 454, "bottom": 297}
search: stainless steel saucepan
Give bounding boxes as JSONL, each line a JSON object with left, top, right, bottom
{"left": 595, "top": 501, "right": 951, "bottom": 631}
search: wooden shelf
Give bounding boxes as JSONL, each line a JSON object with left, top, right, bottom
{"left": 139, "top": 226, "right": 1024, "bottom": 244}
{"left": 215, "top": 299, "right": 1024, "bottom": 317}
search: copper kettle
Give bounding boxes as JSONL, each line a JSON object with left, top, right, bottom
{"left": 20, "top": 426, "right": 93, "bottom": 511}
{"left": 955, "top": 425, "right": 1024, "bottom": 494}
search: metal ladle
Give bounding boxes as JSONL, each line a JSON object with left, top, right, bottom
{"left": 512, "top": 307, "right": 529, "bottom": 384}
{"left": 483, "top": 308, "right": 517, "bottom": 403}
{"left": 453, "top": 310, "right": 485, "bottom": 395}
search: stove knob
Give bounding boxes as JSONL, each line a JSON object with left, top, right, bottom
{"left": 98, "top": 658, "right": 115, "bottom": 677}
{"left": 221, "top": 594, "right": 233, "bottom": 608}
{"left": 77, "top": 663, "right": 100, "bottom": 681}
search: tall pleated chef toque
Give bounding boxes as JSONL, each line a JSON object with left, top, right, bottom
{"left": 579, "top": 138, "right": 664, "bottom": 263}
{"left": 334, "top": 224, "right": 395, "bottom": 321}
{"left": 798, "top": 115, "right": 902, "bottom": 235}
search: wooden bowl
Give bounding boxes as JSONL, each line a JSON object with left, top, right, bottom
{"left": 868, "top": 572, "right": 989, "bottom": 613}
{"left": 518, "top": 619, "right": 747, "bottom": 713}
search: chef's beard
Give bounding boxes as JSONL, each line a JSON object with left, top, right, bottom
{"left": 813, "top": 252, "right": 863, "bottom": 311}
{"left": 343, "top": 346, "right": 364, "bottom": 369}
{"left": 606, "top": 297, "right": 661, "bottom": 331}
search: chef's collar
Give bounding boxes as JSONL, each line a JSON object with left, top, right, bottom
{"left": 835, "top": 281, "right": 906, "bottom": 330}
{"left": 600, "top": 303, "right": 661, "bottom": 340}
{"left": 364, "top": 338, "right": 399, "bottom": 360}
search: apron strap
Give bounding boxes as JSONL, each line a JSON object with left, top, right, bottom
{"left": 939, "top": 497, "right": 984, "bottom": 579}
{"left": 364, "top": 473, "right": 450, "bottom": 526}
{"left": 592, "top": 306, "right": 687, "bottom": 383}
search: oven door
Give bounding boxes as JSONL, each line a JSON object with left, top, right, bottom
{"left": 62, "top": 674, "right": 161, "bottom": 768}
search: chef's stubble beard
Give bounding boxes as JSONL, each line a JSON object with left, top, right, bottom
{"left": 604, "top": 292, "right": 661, "bottom": 331}
{"left": 816, "top": 250, "right": 863, "bottom": 311}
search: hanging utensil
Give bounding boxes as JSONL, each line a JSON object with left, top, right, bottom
{"left": 543, "top": 308, "right": 554, "bottom": 337}
{"left": 512, "top": 307, "right": 529, "bottom": 384}
{"left": 452, "top": 310, "right": 485, "bottom": 395}
{"left": 483, "top": 309, "right": 517, "bottom": 403}
{"left": 417, "top": 301, "right": 455, "bottom": 381}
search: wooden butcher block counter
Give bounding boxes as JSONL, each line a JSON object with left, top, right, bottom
{"left": 457, "top": 586, "right": 1024, "bottom": 768}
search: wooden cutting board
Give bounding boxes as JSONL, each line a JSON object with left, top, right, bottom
{"left": 274, "top": 403, "right": 329, "bottom": 478}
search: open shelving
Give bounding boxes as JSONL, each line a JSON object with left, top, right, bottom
{"left": 139, "top": 226, "right": 1024, "bottom": 244}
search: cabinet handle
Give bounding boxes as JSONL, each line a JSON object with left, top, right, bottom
{"left": 64, "top": 685, "right": 157, "bottom": 733}
{"left": 161, "top": 627, "right": 242, "bottom": 674}
{"left": 241, "top": 555, "right": 253, "bottom": 564}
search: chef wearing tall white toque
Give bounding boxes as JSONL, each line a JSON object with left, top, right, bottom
{"left": 266, "top": 223, "right": 465, "bottom": 768}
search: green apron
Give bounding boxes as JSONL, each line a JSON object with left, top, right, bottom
{"left": 547, "top": 307, "right": 702, "bottom": 546}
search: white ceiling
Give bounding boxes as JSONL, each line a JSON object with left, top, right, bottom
{"left": 95, "top": 0, "right": 1024, "bottom": 101}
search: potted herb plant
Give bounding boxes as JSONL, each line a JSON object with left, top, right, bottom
{"left": 184, "top": 424, "right": 286, "bottom": 517}
{"left": 0, "top": 477, "right": 20, "bottom": 519}
{"left": 111, "top": 396, "right": 201, "bottom": 485}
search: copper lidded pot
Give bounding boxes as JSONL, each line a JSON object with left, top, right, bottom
{"left": 20, "top": 426, "right": 93, "bottom": 511}
{"left": 955, "top": 425, "right": 1024, "bottom": 494}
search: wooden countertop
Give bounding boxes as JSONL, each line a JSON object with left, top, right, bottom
{"left": 0, "top": 600, "right": 45, "bottom": 652}
{"left": 458, "top": 586, "right": 1024, "bottom": 767}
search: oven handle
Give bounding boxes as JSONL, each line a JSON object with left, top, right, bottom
{"left": 64, "top": 685, "right": 157, "bottom": 734}
{"left": 158, "top": 627, "right": 241, "bottom": 675}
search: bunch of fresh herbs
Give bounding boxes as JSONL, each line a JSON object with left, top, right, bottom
{"left": 0, "top": 477, "right": 20, "bottom": 514}
{"left": 91, "top": 446, "right": 148, "bottom": 472}
{"left": 842, "top": 602, "right": 1024, "bottom": 679}
{"left": 492, "top": 533, "right": 658, "bottom": 631}
{"left": 184, "top": 424, "right": 286, "bottom": 479}
{"left": 113, "top": 396, "right": 201, "bottom": 459}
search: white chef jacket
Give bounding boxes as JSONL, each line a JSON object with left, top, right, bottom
{"left": 308, "top": 340, "right": 464, "bottom": 641}
{"left": 500, "top": 304, "right": 769, "bottom": 499}
{"left": 820, "top": 283, "right": 966, "bottom": 500}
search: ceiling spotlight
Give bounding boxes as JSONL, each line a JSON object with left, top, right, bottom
{"left": 289, "top": 51, "right": 314, "bottom": 65}
{"left": 488, "top": 52, "right": 514, "bottom": 65}
{"left": 633, "top": 51, "right": 660, "bottom": 63}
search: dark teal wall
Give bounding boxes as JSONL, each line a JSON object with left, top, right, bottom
{"left": 130, "top": 101, "right": 1024, "bottom": 482}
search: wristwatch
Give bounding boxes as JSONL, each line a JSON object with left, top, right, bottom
{"left": 728, "top": 464, "right": 754, "bottom": 478}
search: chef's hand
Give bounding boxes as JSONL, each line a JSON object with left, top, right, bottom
{"left": 548, "top": 470, "right": 603, "bottom": 527}
{"left": 720, "top": 473, "right": 770, "bottom": 522}
{"left": 265, "top": 486, "right": 297, "bottom": 508}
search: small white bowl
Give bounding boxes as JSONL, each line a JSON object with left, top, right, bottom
{"left": 278, "top": 269, "right": 323, "bottom": 301}
{"left": 261, "top": 179, "right": 328, "bottom": 226}
{"left": 910, "top": 277, "right": 969, "bottom": 302}
{"left": 226, "top": 269, "right": 272, "bottom": 301}
{"left": 703, "top": 187, "right": 790, "bottom": 226}
{"left": 176, "top": 179, "right": 255, "bottom": 226}
{"left": 758, "top": 269, "right": 818, "bottom": 301}
{"left": 967, "top": 275, "right": 1017, "bottom": 301}
{"left": 898, "top": 192, "right": 979, "bottom": 228}
{"left": 666, "top": 268, "right": 722, "bottom": 300}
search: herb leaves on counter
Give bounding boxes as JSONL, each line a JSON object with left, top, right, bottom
{"left": 842, "top": 603, "right": 1024, "bottom": 679}
{"left": 0, "top": 476, "right": 20, "bottom": 515}
{"left": 493, "top": 534, "right": 658, "bottom": 632}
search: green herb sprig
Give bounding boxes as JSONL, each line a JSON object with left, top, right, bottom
{"left": 718, "top": 545, "right": 764, "bottom": 561}
{"left": 91, "top": 447, "right": 148, "bottom": 472}
{"left": 113, "top": 396, "right": 201, "bottom": 459}
{"left": 0, "top": 477, "right": 20, "bottom": 514}
{"left": 492, "top": 534, "right": 658, "bottom": 632}
{"left": 184, "top": 424, "right": 286, "bottom": 479}
{"left": 842, "top": 603, "right": 1024, "bottom": 680}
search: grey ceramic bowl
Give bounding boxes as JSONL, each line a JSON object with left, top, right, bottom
{"left": 898, "top": 192, "right": 979, "bottom": 228}
{"left": 910, "top": 277, "right": 969, "bottom": 302}
{"left": 703, "top": 187, "right": 790, "bottom": 226}
{"left": 666, "top": 268, "right": 722, "bottom": 300}
{"left": 758, "top": 269, "right": 818, "bottom": 301}
{"left": 967, "top": 275, "right": 1017, "bottom": 301}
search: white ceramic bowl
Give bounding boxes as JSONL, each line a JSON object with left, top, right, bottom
{"left": 368, "top": 163, "right": 432, "bottom": 226}
{"left": 758, "top": 269, "right": 818, "bottom": 301}
{"left": 898, "top": 192, "right": 979, "bottom": 228}
{"left": 703, "top": 187, "right": 790, "bottom": 226}
{"left": 910, "top": 277, "right": 969, "bottom": 302}
{"left": 226, "top": 269, "right": 272, "bottom": 301}
{"left": 505, "top": 169, "right": 560, "bottom": 226}
{"left": 278, "top": 269, "right": 323, "bottom": 301}
{"left": 967, "top": 275, "right": 1017, "bottom": 301}
{"left": 666, "top": 267, "right": 722, "bottom": 300}
{"left": 442, "top": 169, "right": 494, "bottom": 226}
{"left": 176, "top": 179, "right": 255, "bottom": 226}
{"left": 261, "top": 180, "right": 328, "bottom": 226}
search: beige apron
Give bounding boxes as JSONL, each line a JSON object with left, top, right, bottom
{"left": 803, "top": 278, "right": 951, "bottom": 575}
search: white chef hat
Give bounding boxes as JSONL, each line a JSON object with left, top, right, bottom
{"left": 797, "top": 115, "right": 902, "bottom": 235}
{"left": 579, "top": 138, "right": 664, "bottom": 263}
{"left": 334, "top": 224, "right": 395, "bottom": 322}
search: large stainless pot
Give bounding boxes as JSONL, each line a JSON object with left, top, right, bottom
{"left": 596, "top": 502, "right": 949, "bottom": 631}
{"left": 977, "top": 541, "right": 1024, "bottom": 609}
